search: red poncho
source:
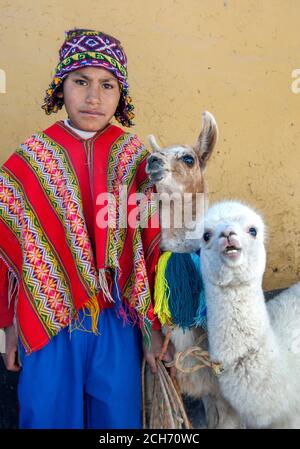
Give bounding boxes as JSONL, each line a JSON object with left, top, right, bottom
{"left": 0, "top": 121, "right": 161, "bottom": 353}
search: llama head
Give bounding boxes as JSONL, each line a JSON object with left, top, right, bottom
{"left": 200, "top": 201, "right": 266, "bottom": 287}
{"left": 146, "top": 111, "right": 218, "bottom": 195}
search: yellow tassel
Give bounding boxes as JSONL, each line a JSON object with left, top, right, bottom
{"left": 154, "top": 252, "right": 173, "bottom": 325}
{"left": 85, "top": 294, "right": 100, "bottom": 335}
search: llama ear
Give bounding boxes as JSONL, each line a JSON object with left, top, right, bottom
{"left": 194, "top": 111, "right": 218, "bottom": 168}
{"left": 147, "top": 135, "right": 161, "bottom": 153}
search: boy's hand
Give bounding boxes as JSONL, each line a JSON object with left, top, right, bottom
{"left": 2, "top": 325, "right": 20, "bottom": 372}
{"left": 143, "top": 329, "right": 176, "bottom": 377}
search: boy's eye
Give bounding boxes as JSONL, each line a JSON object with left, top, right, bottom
{"left": 75, "top": 79, "right": 87, "bottom": 86}
{"left": 103, "top": 83, "right": 113, "bottom": 89}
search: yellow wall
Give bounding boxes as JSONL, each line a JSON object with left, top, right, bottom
{"left": 0, "top": 0, "right": 299, "bottom": 290}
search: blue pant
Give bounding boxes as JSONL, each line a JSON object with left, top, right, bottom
{"left": 18, "top": 307, "right": 143, "bottom": 429}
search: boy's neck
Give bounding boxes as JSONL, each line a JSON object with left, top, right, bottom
{"left": 64, "top": 119, "right": 97, "bottom": 139}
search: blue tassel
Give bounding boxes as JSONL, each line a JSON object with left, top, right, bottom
{"left": 165, "top": 253, "right": 202, "bottom": 329}
{"left": 191, "top": 253, "right": 207, "bottom": 330}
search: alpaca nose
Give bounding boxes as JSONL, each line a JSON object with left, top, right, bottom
{"left": 219, "top": 228, "right": 237, "bottom": 240}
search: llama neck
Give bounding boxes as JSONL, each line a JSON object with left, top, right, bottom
{"left": 204, "top": 281, "right": 279, "bottom": 366}
{"left": 159, "top": 191, "right": 207, "bottom": 253}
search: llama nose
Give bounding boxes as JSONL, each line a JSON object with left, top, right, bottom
{"left": 147, "top": 155, "right": 164, "bottom": 170}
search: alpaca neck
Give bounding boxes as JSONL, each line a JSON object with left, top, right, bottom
{"left": 204, "top": 278, "right": 292, "bottom": 429}
{"left": 204, "top": 281, "right": 279, "bottom": 367}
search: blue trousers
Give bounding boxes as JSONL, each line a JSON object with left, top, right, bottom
{"left": 18, "top": 307, "right": 143, "bottom": 429}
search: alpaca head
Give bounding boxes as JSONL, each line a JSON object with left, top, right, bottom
{"left": 146, "top": 111, "right": 218, "bottom": 196}
{"left": 200, "top": 201, "right": 266, "bottom": 287}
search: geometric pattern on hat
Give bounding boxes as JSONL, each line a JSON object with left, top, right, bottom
{"left": 42, "top": 29, "right": 135, "bottom": 127}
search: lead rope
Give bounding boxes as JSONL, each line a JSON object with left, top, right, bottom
{"left": 174, "top": 333, "right": 224, "bottom": 377}
{"left": 142, "top": 325, "right": 192, "bottom": 429}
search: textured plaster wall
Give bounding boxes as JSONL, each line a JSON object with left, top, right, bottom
{"left": 0, "top": 0, "right": 299, "bottom": 290}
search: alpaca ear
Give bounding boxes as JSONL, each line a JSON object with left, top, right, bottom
{"left": 194, "top": 111, "right": 218, "bottom": 169}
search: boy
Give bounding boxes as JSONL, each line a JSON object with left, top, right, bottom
{"left": 0, "top": 28, "right": 173, "bottom": 429}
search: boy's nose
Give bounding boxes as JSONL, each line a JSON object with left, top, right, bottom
{"left": 86, "top": 87, "right": 101, "bottom": 103}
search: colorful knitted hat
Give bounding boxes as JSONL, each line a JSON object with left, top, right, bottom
{"left": 42, "top": 29, "right": 135, "bottom": 127}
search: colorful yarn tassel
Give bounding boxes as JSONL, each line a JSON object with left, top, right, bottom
{"left": 165, "top": 253, "right": 202, "bottom": 329}
{"left": 153, "top": 251, "right": 172, "bottom": 325}
{"left": 153, "top": 251, "right": 207, "bottom": 330}
{"left": 190, "top": 253, "right": 207, "bottom": 330}
{"left": 85, "top": 294, "right": 100, "bottom": 335}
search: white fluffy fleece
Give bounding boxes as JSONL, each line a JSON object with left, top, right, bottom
{"left": 200, "top": 200, "right": 300, "bottom": 428}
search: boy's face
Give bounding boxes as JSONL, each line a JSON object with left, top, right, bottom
{"left": 58, "top": 66, "right": 121, "bottom": 132}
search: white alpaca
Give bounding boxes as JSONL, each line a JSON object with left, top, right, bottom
{"left": 201, "top": 200, "right": 300, "bottom": 429}
{"left": 146, "top": 113, "right": 242, "bottom": 428}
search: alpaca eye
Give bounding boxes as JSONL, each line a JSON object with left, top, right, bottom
{"left": 181, "top": 155, "right": 195, "bottom": 167}
{"left": 203, "top": 231, "right": 212, "bottom": 242}
{"left": 249, "top": 227, "right": 257, "bottom": 238}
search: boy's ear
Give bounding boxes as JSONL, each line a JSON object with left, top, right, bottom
{"left": 56, "top": 91, "right": 63, "bottom": 99}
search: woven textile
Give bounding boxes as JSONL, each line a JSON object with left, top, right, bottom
{"left": 0, "top": 122, "right": 160, "bottom": 352}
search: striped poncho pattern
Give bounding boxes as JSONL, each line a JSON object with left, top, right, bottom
{"left": 0, "top": 121, "right": 160, "bottom": 352}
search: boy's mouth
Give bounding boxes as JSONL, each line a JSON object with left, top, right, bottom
{"left": 80, "top": 110, "right": 105, "bottom": 116}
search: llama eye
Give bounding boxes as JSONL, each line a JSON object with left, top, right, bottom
{"left": 249, "top": 227, "right": 257, "bottom": 238}
{"left": 181, "top": 155, "right": 195, "bottom": 167}
{"left": 203, "top": 231, "right": 212, "bottom": 242}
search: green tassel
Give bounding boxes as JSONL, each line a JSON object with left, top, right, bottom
{"left": 153, "top": 251, "right": 173, "bottom": 325}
